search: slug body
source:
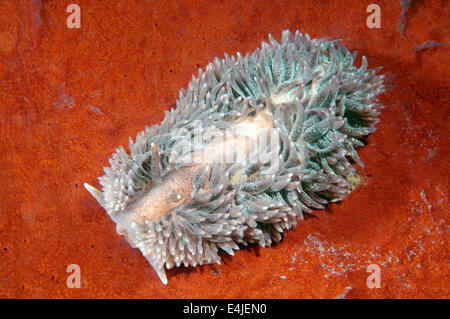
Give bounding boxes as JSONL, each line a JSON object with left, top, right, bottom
{"left": 84, "top": 30, "right": 385, "bottom": 284}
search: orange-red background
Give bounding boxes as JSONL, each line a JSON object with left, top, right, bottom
{"left": 0, "top": 0, "right": 448, "bottom": 298}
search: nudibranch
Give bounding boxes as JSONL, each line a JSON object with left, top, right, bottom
{"left": 84, "top": 30, "right": 384, "bottom": 284}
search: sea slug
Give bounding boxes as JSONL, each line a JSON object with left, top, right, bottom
{"left": 84, "top": 30, "right": 385, "bottom": 284}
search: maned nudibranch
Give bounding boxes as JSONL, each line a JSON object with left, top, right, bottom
{"left": 84, "top": 30, "right": 385, "bottom": 284}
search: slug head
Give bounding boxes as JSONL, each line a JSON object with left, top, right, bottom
{"left": 84, "top": 165, "right": 200, "bottom": 284}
